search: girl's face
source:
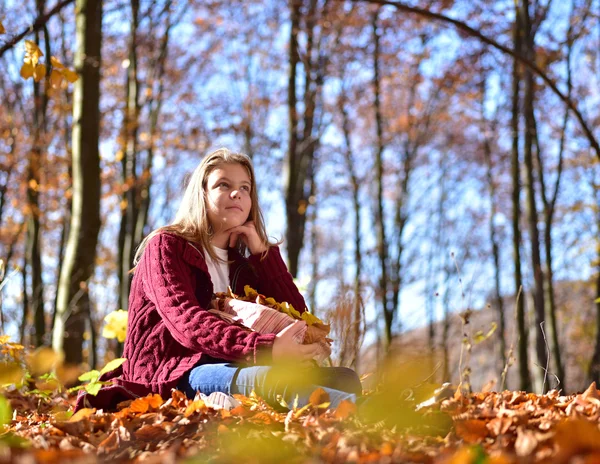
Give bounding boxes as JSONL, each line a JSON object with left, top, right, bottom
{"left": 205, "top": 162, "right": 253, "bottom": 234}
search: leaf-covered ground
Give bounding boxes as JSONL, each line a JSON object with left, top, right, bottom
{"left": 3, "top": 381, "right": 600, "bottom": 463}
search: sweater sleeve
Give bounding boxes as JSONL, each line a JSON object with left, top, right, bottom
{"left": 142, "top": 234, "right": 275, "bottom": 364}
{"left": 248, "top": 246, "right": 308, "bottom": 314}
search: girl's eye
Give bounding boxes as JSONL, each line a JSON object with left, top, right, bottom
{"left": 218, "top": 182, "right": 229, "bottom": 188}
{"left": 241, "top": 185, "right": 250, "bottom": 192}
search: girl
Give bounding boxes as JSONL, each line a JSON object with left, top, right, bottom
{"left": 76, "top": 148, "right": 361, "bottom": 411}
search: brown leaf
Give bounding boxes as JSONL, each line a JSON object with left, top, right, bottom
{"left": 487, "top": 417, "right": 512, "bottom": 436}
{"left": 515, "top": 427, "right": 538, "bottom": 457}
{"left": 135, "top": 424, "right": 168, "bottom": 442}
{"left": 581, "top": 382, "right": 600, "bottom": 404}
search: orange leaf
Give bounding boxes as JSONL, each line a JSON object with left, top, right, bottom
{"left": 50, "top": 56, "right": 65, "bottom": 69}
{"left": 248, "top": 411, "right": 272, "bottom": 425}
{"left": 145, "top": 393, "right": 163, "bottom": 408}
{"left": 555, "top": 419, "right": 600, "bottom": 461}
{"left": 62, "top": 68, "right": 79, "bottom": 83}
{"left": 20, "top": 62, "right": 34, "bottom": 80}
{"left": 380, "top": 442, "right": 394, "bottom": 456}
{"left": 334, "top": 400, "right": 356, "bottom": 419}
{"left": 309, "top": 387, "right": 330, "bottom": 407}
{"left": 50, "top": 69, "right": 63, "bottom": 89}
{"left": 129, "top": 398, "right": 149, "bottom": 414}
{"left": 454, "top": 419, "right": 488, "bottom": 444}
{"left": 33, "top": 63, "right": 46, "bottom": 82}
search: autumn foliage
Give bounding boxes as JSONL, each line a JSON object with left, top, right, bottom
{"left": 4, "top": 372, "right": 600, "bottom": 462}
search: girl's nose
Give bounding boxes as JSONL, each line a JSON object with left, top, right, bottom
{"left": 231, "top": 190, "right": 241, "bottom": 199}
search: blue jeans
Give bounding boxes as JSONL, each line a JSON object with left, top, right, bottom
{"left": 178, "top": 363, "right": 361, "bottom": 410}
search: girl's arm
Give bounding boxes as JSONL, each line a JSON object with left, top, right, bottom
{"left": 142, "top": 233, "right": 275, "bottom": 364}
{"left": 248, "top": 246, "right": 308, "bottom": 314}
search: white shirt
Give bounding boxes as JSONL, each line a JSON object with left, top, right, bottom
{"left": 205, "top": 246, "right": 230, "bottom": 294}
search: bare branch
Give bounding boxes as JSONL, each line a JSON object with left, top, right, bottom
{"left": 0, "top": 0, "right": 75, "bottom": 58}
{"left": 347, "top": 0, "right": 600, "bottom": 162}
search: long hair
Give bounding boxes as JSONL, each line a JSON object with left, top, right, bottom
{"left": 132, "top": 148, "right": 277, "bottom": 271}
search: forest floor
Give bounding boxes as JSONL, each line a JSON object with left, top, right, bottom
{"left": 3, "top": 378, "right": 600, "bottom": 463}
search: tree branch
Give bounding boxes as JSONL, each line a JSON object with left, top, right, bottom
{"left": 0, "top": 0, "right": 75, "bottom": 58}
{"left": 349, "top": 0, "right": 600, "bottom": 162}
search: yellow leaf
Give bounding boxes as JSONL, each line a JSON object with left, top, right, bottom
{"left": 50, "top": 69, "right": 64, "bottom": 89}
{"left": 50, "top": 56, "right": 65, "bottom": 69}
{"left": 184, "top": 399, "right": 207, "bottom": 417}
{"left": 102, "top": 310, "right": 128, "bottom": 342}
{"left": 0, "top": 335, "right": 10, "bottom": 345}
{"left": 0, "top": 363, "right": 24, "bottom": 386}
{"left": 33, "top": 64, "right": 46, "bottom": 82}
{"left": 61, "top": 68, "right": 78, "bottom": 83}
{"left": 68, "top": 407, "right": 95, "bottom": 422}
{"left": 27, "top": 347, "right": 63, "bottom": 376}
{"left": 28, "top": 179, "right": 39, "bottom": 191}
{"left": 24, "top": 40, "right": 43, "bottom": 60}
{"left": 20, "top": 62, "right": 34, "bottom": 80}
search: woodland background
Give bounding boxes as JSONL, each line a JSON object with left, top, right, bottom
{"left": 1, "top": 0, "right": 600, "bottom": 397}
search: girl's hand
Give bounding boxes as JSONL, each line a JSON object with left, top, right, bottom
{"left": 272, "top": 322, "right": 321, "bottom": 364}
{"left": 227, "top": 221, "right": 267, "bottom": 255}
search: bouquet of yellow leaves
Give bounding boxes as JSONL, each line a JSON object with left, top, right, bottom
{"left": 210, "top": 286, "right": 332, "bottom": 363}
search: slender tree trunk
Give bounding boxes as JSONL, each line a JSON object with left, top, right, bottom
{"left": 512, "top": 5, "right": 531, "bottom": 392}
{"left": 118, "top": 0, "right": 140, "bottom": 311}
{"left": 535, "top": 10, "right": 573, "bottom": 391}
{"left": 285, "top": 0, "right": 322, "bottom": 277}
{"left": 371, "top": 9, "right": 391, "bottom": 351}
{"left": 20, "top": 254, "right": 29, "bottom": 345}
{"left": 340, "top": 85, "right": 362, "bottom": 369}
{"left": 521, "top": 0, "right": 547, "bottom": 392}
{"left": 52, "top": 0, "right": 102, "bottom": 365}
{"left": 25, "top": 0, "right": 50, "bottom": 348}
{"left": 308, "top": 201, "right": 318, "bottom": 316}
{"left": 480, "top": 75, "right": 507, "bottom": 374}
{"left": 285, "top": 0, "right": 301, "bottom": 277}
{"left": 133, "top": 4, "right": 172, "bottom": 266}
{"left": 0, "top": 225, "right": 23, "bottom": 333}
{"left": 52, "top": 12, "right": 74, "bottom": 333}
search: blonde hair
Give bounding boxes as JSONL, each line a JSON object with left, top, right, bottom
{"left": 132, "top": 148, "right": 276, "bottom": 271}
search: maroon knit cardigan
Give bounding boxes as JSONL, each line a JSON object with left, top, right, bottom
{"left": 75, "top": 232, "right": 307, "bottom": 411}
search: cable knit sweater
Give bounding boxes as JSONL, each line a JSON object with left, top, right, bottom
{"left": 75, "top": 232, "right": 307, "bottom": 411}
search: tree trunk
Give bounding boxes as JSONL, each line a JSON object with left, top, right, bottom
{"left": 521, "top": 0, "right": 547, "bottom": 392}
{"left": 52, "top": 0, "right": 102, "bottom": 366}
{"left": 118, "top": 0, "right": 140, "bottom": 311}
{"left": 480, "top": 75, "right": 507, "bottom": 375}
{"left": 512, "top": 4, "right": 531, "bottom": 392}
{"left": 340, "top": 83, "right": 362, "bottom": 369}
{"left": 20, "top": 255, "right": 29, "bottom": 345}
{"left": 371, "top": 9, "right": 391, "bottom": 351}
{"left": 285, "top": 0, "right": 322, "bottom": 277}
